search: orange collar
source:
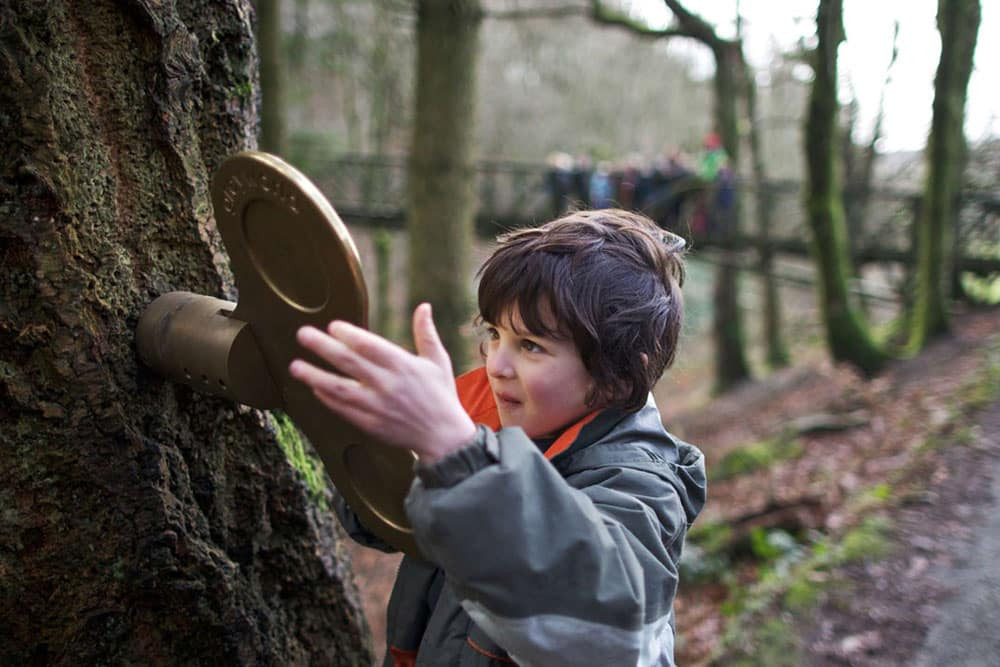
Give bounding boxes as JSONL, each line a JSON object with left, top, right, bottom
{"left": 454, "top": 367, "right": 599, "bottom": 460}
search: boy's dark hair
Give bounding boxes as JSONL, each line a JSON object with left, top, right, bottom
{"left": 476, "top": 209, "right": 686, "bottom": 413}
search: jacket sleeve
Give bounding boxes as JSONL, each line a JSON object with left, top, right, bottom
{"left": 405, "top": 425, "right": 687, "bottom": 667}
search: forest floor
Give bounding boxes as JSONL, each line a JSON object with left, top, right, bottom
{"left": 345, "top": 304, "right": 1000, "bottom": 666}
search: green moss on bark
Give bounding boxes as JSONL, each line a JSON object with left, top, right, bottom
{"left": 804, "top": 0, "right": 888, "bottom": 376}
{"left": 908, "top": 0, "right": 981, "bottom": 351}
{"left": 271, "top": 411, "right": 330, "bottom": 509}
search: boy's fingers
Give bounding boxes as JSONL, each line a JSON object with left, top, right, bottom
{"left": 312, "top": 387, "right": 381, "bottom": 433}
{"left": 327, "top": 320, "right": 408, "bottom": 369}
{"left": 289, "top": 359, "right": 364, "bottom": 397}
{"left": 290, "top": 359, "right": 387, "bottom": 420}
{"left": 296, "top": 326, "right": 385, "bottom": 386}
{"left": 412, "top": 303, "right": 451, "bottom": 371}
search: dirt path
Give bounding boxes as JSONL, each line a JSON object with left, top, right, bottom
{"left": 794, "top": 392, "right": 1000, "bottom": 666}
{"left": 912, "top": 399, "right": 1000, "bottom": 667}
{"left": 669, "top": 306, "right": 1000, "bottom": 665}
{"left": 788, "top": 313, "right": 1000, "bottom": 667}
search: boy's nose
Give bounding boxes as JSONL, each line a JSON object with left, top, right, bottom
{"left": 486, "top": 347, "right": 515, "bottom": 379}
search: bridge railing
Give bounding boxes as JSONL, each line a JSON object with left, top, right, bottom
{"left": 299, "top": 153, "right": 552, "bottom": 227}
{"left": 297, "top": 154, "right": 999, "bottom": 274}
{"left": 726, "top": 179, "right": 999, "bottom": 274}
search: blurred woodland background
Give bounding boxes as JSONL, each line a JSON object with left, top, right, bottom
{"left": 256, "top": 0, "right": 1000, "bottom": 663}
{"left": 257, "top": 0, "right": 998, "bottom": 397}
{"left": 2, "top": 0, "right": 998, "bottom": 664}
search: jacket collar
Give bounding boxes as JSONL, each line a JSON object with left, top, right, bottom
{"left": 455, "top": 366, "right": 620, "bottom": 461}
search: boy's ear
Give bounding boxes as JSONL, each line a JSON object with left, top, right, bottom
{"left": 584, "top": 377, "right": 603, "bottom": 408}
{"left": 640, "top": 352, "right": 649, "bottom": 368}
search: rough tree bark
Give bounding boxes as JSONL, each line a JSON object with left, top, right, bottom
{"left": 0, "top": 2, "right": 371, "bottom": 663}
{"left": 804, "top": 0, "right": 887, "bottom": 375}
{"left": 407, "top": 0, "right": 482, "bottom": 368}
{"left": 908, "top": 0, "right": 981, "bottom": 350}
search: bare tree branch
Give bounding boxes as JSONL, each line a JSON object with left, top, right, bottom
{"left": 483, "top": 1, "right": 725, "bottom": 43}
{"left": 587, "top": 0, "right": 695, "bottom": 38}
{"left": 484, "top": 3, "right": 588, "bottom": 20}
{"left": 660, "top": 0, "right": 721, "bottom": 45}
{"left": 866, "top": 21, "right": 900, "bottom": 158}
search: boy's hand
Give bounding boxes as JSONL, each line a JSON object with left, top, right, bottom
{"left": 289, "top": 303, "right": 477, "bottom": 462}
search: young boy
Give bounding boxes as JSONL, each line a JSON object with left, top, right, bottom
{"left": 290, "top": 209, "right": 706, "bottom": 666}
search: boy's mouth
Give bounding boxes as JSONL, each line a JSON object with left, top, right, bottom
{"left": 494, "top": 391, "right": 521, "bottom": 407}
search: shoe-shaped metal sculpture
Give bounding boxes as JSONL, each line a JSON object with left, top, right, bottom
{"left": 137, "top": 151, "right": 419, "bottom": 557}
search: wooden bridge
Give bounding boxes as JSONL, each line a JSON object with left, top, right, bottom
{"left": 299, "top": 153, "right": 1000, "bottom": 278}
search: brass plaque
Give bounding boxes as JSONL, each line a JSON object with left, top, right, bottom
{"left": 139, "top": 151, "right": 419, "bottom": 556}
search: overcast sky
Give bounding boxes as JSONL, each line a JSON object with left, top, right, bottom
{"left": 634, "top": 0, "right": 998, "bottom": 152}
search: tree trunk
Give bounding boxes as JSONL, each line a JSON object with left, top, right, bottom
{"left": 711, "top": 40, "right": 752, "bottom": 390}
{"left": 256, "top": 0, "right": 288, "bottom": 155}
{"left": 407, "top": 0, "right": 482, "bottom": 367}
{"left": 804, "top": 0, "right": 887, "bottom": 375}
{"left": 742, "top": 46, "right": 788, "bottom": 370}
{"left": 908, "top": 0, "right": 981, "bottom": 350}
{"left": 0, "top": 2, "right": 371, "bottom": 663}
{"left": 587, "top": 0, "right": 752, "bottom": 390}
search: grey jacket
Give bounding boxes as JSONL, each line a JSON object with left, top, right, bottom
{"left": 335, "top": 371, "right": 706, "bottom": 667}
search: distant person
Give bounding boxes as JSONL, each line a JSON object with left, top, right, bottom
{"left": 291, "top": 208, "right": 706, "bottom": 666}
{"left": 589, "top": 161, "right": 615, "bottom": 208}
{"left": 694, "top": 132, "right": 734, "bottom": 236}
{"left": 545, "top": 151, "right": 575, "bottom": 217}
{"left": 645, "top": 150, "right": 695, "bottom": 230}
{"left": 617, "top": 154, "right": 644, "bottom": 210}
{"left": 697, "top": 132, "right": 728, "bottom": 183}
{"left": 571, "top": 153, "right": 593, "bottom": 207}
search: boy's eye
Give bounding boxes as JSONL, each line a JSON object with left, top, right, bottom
{"left": 484, "top": 326, "right": 499, "bottom": 341}
{"left": 521, "top": 339, "right": 544, "bottom": 353}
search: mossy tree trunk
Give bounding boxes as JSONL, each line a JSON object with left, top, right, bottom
{"left": 256, "top": 0, "right": 287, "bottom": 155}
{"left": 908, "top": 0, "right": 980, "bottom": 350}
{"left": 407, "top": 0, "right": 482, "bottom": 367}
{"left": 804, "top": 0, "right": 887, "bottom": 375}
{"left": 709, "top": 38, "right": 753, "bottom": 390}
{"left": 0, "top": 2, "right": 371, "bottom": 663}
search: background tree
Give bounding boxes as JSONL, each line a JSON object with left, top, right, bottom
{"left": 407, "top": 0, "right": 483, "bottom": 366}
{"left": 842, "top": 23, "right": 898, "bottom": 275}
{"left": 256, "top": 0, "right": 288, "bottom": 155}
{"left": 0, "top": 2, "right": 370, "bottom": 662}
{"left": 908, "top": 0, "right": 981, "bottom": 350}
{"left": 739, "top": 10, "right": 789, "bottom": 369}
{"left": 803, "top": 0, "right": 887, "bottom": 375}
{"left": 590, "top": 0, "right": 752, "bottom": 392}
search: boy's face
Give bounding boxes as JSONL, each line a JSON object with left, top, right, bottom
{"left": 483, "top": 307, "right": 597, "bottom": 439}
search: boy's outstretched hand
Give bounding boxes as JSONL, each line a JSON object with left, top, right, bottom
{"left": 289, "top": 303, "right": 478, "bottom": 463}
